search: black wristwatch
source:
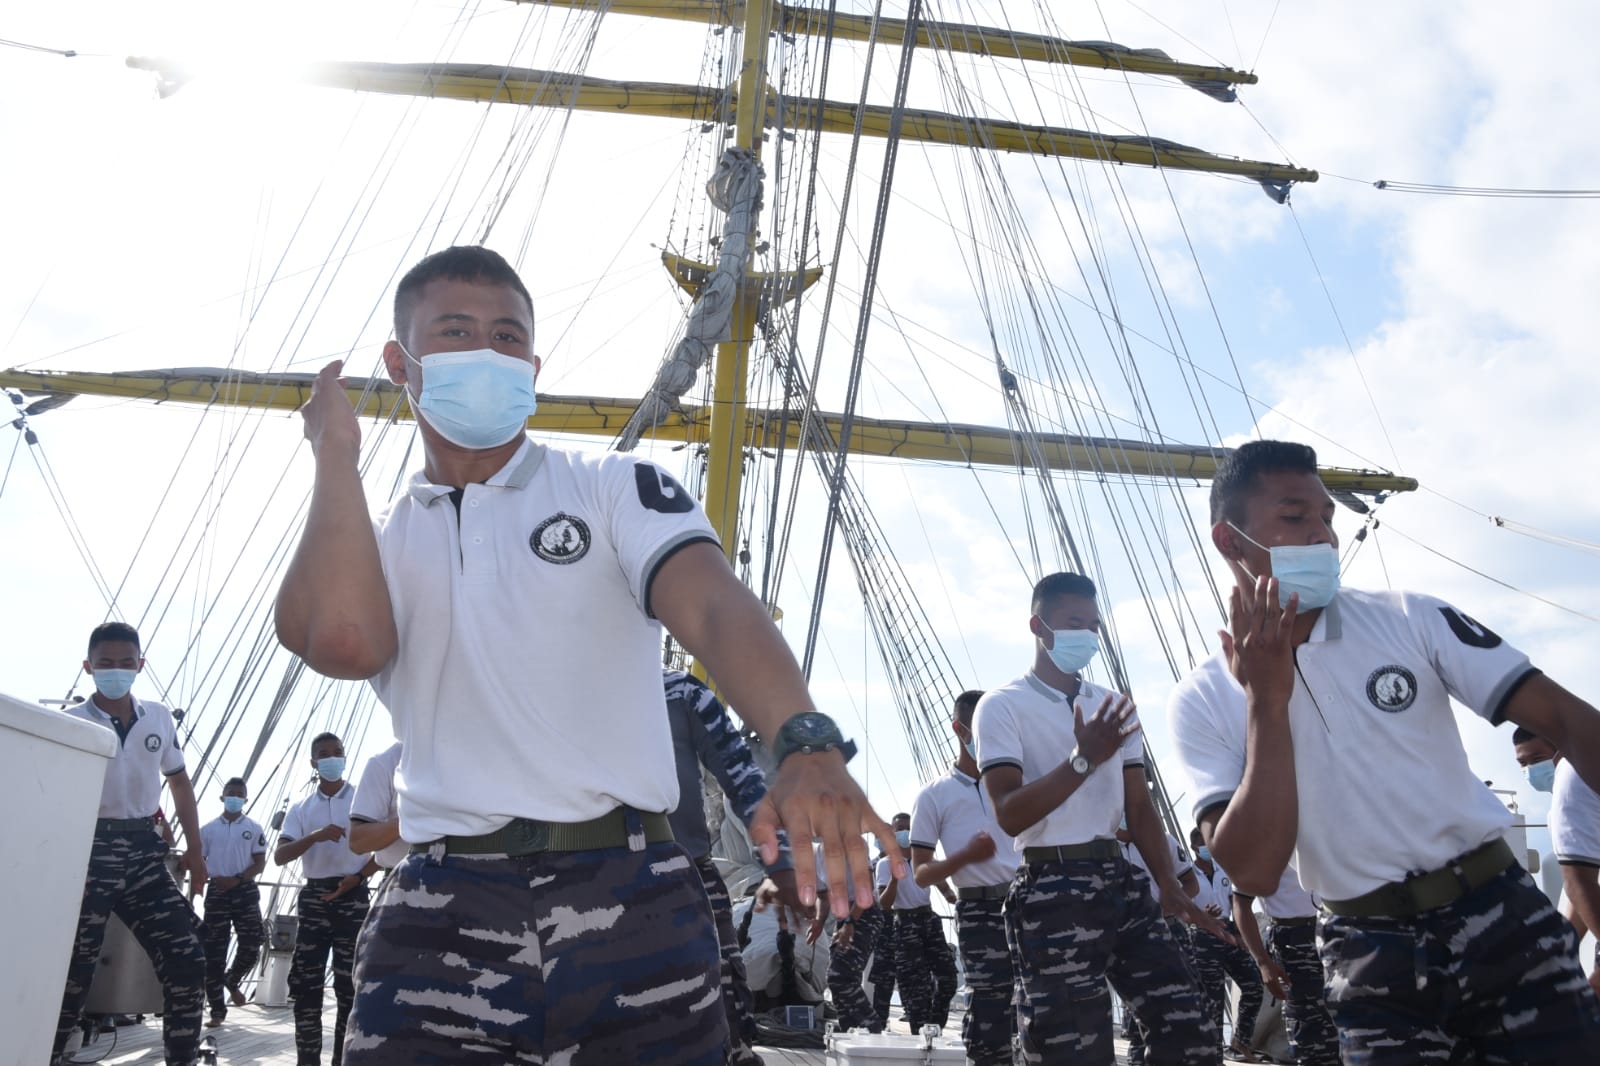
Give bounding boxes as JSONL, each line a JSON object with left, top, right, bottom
{"left": 771, "top": 711, "right": 859, "bottom": 766}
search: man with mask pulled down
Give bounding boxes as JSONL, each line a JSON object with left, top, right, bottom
{"left": 1170, "top": 439, "right": 1600, "bottom": 1065}
{"left": 275, "top": 246, "right": 899, "bottom": 1063}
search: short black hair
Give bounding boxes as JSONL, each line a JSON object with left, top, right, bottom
{"left": 1031, "top": 572, "right": 1096, "bottom": 615}
{"left": 1189, "top": 826, "right": 1205, "bottom": 847}
{"left": 223, "top": 777, "right": 248, "bottom": 792}
{"left": 893, "top": 812, "right": 911, "bottom": 823}
{"left": 87, "top": 621, "right": 141, "bottom": 657}
{"left": 953, "top": 690, "right": 984, "bottom": 727}
{"left": 1512, "top": 726, "right": 1546, "bottom": 745}
{"left": 310, "top": 732, "right": 342, "bottom": 754}
{"left": 393, "top": 245, "right": 535, "bottom": 348}
{"left": 1209, "top": 440, "right": 1320, "bottom": 526}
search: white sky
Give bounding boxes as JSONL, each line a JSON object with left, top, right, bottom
{"left": 3, "top": 0, "right": 1598, "bottom": 879}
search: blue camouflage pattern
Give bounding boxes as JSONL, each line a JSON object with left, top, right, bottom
{"left": 289, "top": 876, "right": 368, "bottom": 1066}
{"left": 202, "top": 879, "right": 264, "bottom": 1020}
{"left": 954, "top": 897, "right": 1018, "bottom": 1065}
{"left": 1262, "top": 919, "right": 1338, "bottom": 1066}
{"left": 343, "top": 841, "right": 724, "bottom": 1063}
{"left": 52, "top": 826, "right": 205, "bottom": 1066}
{"left": 1189, "top": 920, "right": 1263, "bottom": 1055}
{"left": 829, "top": 906, "right": 890, "bottom": 1032}
{"left": 1318, "top": 865, "right": 1600, "bottom": 1065}
{"left": 1007, "top": 857, "right": 1217, "bottom": 1066}
{"left": 894, "top": 905, "right": 958, "bottom": 1033}
{"left": 694, "top": 855, "right": 763, "bottom": 1065}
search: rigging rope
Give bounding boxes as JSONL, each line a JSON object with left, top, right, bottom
{"left": 1373, "top": 180, "right": 1600, "bottom": 199}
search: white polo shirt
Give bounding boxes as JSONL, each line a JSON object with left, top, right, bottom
{"left": 974, "top": 673, "right": 1144, "bottom": 850}
{"left": 1248, "top": 863, "right": 1320, "bottom": 921}
{"left": 876, "top": 852, "right": 932, "bottom": 909}
{"left": 908, "top": 766, "right": 1022, "bottom": 889}
{"left": 1120, "top": 831, "right": 1192, "bottom": 905}
{"left": 1551, "top": 760, "right": 1600, "bottom": 869}
{"left": 199, "top": 814, "right": 267, "bottom": 878}
{"left": 66, "top": 696, "right": 185, "bottom": 820}
{"left": 1192, "top": 862, "right": 1233, "bottom": 916}
{"left": 1168, "top": 588, "right": 1534, "bottom": 902}
{"left": 370, "top": 439, "right": 719, "bottom": 839}
{"left": 350, "top": 742, "right": 409, "bottom": 869}
{"left": 281, "top": 782, "right": 368, "bottom": 880}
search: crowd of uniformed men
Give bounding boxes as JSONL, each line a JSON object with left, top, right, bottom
{"left": 50, "top": 247, "right": 1600, "bottom": 1066}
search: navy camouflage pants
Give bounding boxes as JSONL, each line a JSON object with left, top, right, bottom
{"left": 895, "top": 905, "right": 958, "bottom": 1032}
{"left": 869, "top": 911, "right": 896, "bottom": 1028}
{"left": 955, "top": 897, "right": 1018, "bottom": 1066}
{"left": 52, "top": 827, "right": 205, "bottom": 1066}
{"left": 202, "top": 879, "right": 263, "bottom": 1018}
{"left": 289, "top": 877, "right": 369, "bottom": 1066}
{"left": 1189, "top": 920, "right": 1263, "bottom": 1051}
{"left": 1008, "top": 859, "right": 1216, "bottom": 1066}
{"left": 693, "top": 856, "right": 761, "bottom": 1065}
{"left": 343, "top": 842, "right": 724, "bottom": 1064}
{"left": 1318, "top": 865, "right": 1600, "bottom": 1065}
{"left": 829, "top": 906, "right": 889, "bottom": 1031}
{"left": 1263, "top": 918, "right": 1338, "bottom": 1066}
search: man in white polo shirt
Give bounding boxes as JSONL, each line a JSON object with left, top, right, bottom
{"left": 1170, "top": 439, "right": 1600, "bottom": 1064}
{"left": 52, "top": 622, "right": 208, "bottom": 1066}
{"left": 878, "top": 812, "right": 959, "bottom": 1035}
{"left": 198, "top": 776, "right": 267, "bottom": 1028}
{"left": 274, "top": 246, "right": 896, "bottom": 1064}
{"left": 908, "top": 689, "right": 1023, "bottom": 1065}
{"left": 976, "top": 572, "right": 1223, "bottom": 1066}
{"left": 1515, "top": 726, "right": 1600, "bottom": 1000}
{"left": 274, "top": 732, "right": 377, "bottom": 1066}
{"left": 347, "top": 741, "right": 409, "bottom": 873}
{"left": 1228, "top": 864, "right": 1337, "bottom": 1066}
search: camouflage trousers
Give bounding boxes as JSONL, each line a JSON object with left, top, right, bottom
{"left": 829, "top": 907, "right": 890, "bottom": 1032}
{"left": 202, "top": 879, "right": 263, "bottom": 1018}
{"left": 895, "top": 905, "right": 959, "bottom": 1032}
{"left": 1318, "top": 865, "right": 1600, "bottom": 1065}
{"left": 954, "top": 897, "right": 1018, "bottom": 1066}
{"left": 1262, "top": 919, "right": 1338, "bottom": 1066}
{"left": 693, "top": 855, "right": 762, "bottom": 1065}
{"left": 1008, "top": 859, "right": 1216, "bottom": 1066}
{"left": 1189, "top": 920, "right": 1263, "bottom": 1051}
{"left": 343, "top": 841, "right": 725, "bottom": 1064}
{"left": 52, "top": 827, "right": 205, "bottom": 1066}
{"left": 289, "top": 877, "right": 369, "bottom": 1066}
{"left": 1123, "top": 919, "right": 1202, "bottom": 1066}
{"left": 869, "top": 910, "right": 896, "bottom": 1028}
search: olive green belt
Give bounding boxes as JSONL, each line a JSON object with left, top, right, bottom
{"left": 957, "top": 883, "right": 1012, "bottom": 901}
{"left": 96, "top": 817, "right": 155, "bottom": 834}
{"left": 412, "top": 809, "right": 673, "bottom": 857}
{"left": 1321, "top": 838, "right": 1515, "bottom": 919}
{"left": 1023, "top": 839, "right": 1121, "bottom": 864}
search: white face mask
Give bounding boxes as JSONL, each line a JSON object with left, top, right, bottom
{"left": 1228, "top": 522, "right": 1341, "bottom": 609}
{"left": 401, "top": 345, "right": 537, "bottom": 450}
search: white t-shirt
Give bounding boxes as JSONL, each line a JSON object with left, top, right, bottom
{"left": 66, "top": 696, "right": 185, "bottom": 820}
{"left": 199, "top": 815, "right": 267, "bottom": 878}
{"left": 974, "top": 673, "right": 1144, "bottom": 849}
{"left": 1168, "top": 589, "right": 1534, "bottom": 902}
{"left": 875, "top": 852, "right": 932, "bottom": 909}
{"left": 350, "top": 742, "right": 409, "bottom": 869}
{"left": 281, "top": 782, "right": 368, "bottom": 880}
{"left": 370, "top": 439, "right": 719, "bottom": 839}
{"left": 1120, "top": 831, "right": 1192, "bottom": 905}
{"left": 908, "top": 766, "right": 1023, "bottom": 889}
{"left": 1551, "top": 759, "right": 1600, "bottom": 868}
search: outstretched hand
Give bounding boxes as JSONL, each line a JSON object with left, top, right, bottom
{"left": 1220, "top": 573, "right": 1299, "bottom": 710}
{"left": 1072, "top": 693, "right": 1139, "bottom": 768}
{"left": 750, "top": 750, "right": 900, "bottom": 918}
{"left": 300, "top": 360, "right": 362, "bottom": 458}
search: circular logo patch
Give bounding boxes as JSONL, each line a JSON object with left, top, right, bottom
{"left": 243, "top": 831, "right": 253, "bottom": 840}
{"left": 1366, "top": 665, "right": 1418, "bottom": 713}
{"left": 530, "top": 513, "right": 591, "bottom": 564}
{"left": 144, "top": 734, "right": 162, "bottom": 752}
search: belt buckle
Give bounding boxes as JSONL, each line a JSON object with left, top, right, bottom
{"left": 504, "top": 819, "right": 551, "bottom": 857}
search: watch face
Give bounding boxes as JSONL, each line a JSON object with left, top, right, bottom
{"left": 788, "top": 713, "right": 834, "bottom": 744}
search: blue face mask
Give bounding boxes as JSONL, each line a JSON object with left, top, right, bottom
{"left": 222, "top": 796, "right": 246, "bottom": 815}
{"left": 1197, "top": 846, "right": 1211, "bottom": 861}
{"left": 1525, "top": 759, "right": 1556, "bottom": 793}
{"left": 894, "top": 830, "right": 911, "bottom": 848}
{"left": 1118, "top": 814, "right": 1128, "bottom": 832}
{"left": 1229, "top": 523, "right": 1340, "bottom": 610}
{"left": 1045, "top": 627, "right": 1099, "bottom": 674}
{"left": 93, "top": 668, "right": 138, "bottom": 700}
{"left": 403, "top": 345, "right": 537, "bottom": 450}
{"left": 963, "top": 738, "right": 977, "bottom": 760}
{"left": 316, "top": 757, "right": 346, "bottom": 782}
